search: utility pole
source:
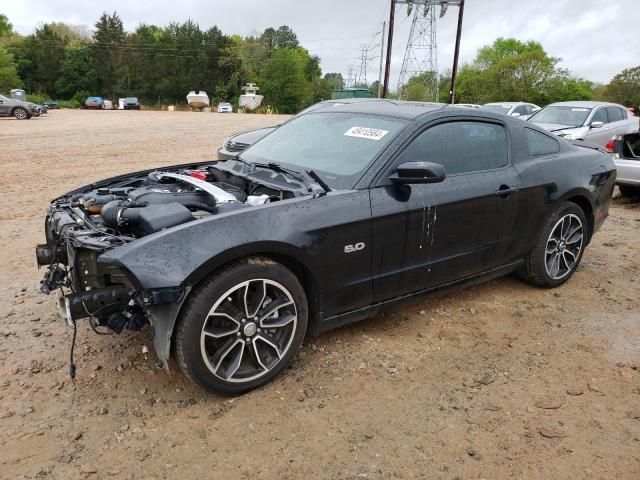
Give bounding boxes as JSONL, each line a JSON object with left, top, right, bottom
{"left": 377, "top": 21, "right": 386, "bottom": 97}
{"left": 382, "top": 0, "right": 396, "bottom": 98}
{"left": 448, "top": 0, "right": 465, "bottom": 104}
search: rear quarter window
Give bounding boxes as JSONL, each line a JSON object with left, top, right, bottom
{"left": 525, "top": 128, "right": 560, "bottom": 156}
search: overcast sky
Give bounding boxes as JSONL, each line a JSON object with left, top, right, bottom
{"left": 4, "top": 0, "right": 638, "bottom": 86}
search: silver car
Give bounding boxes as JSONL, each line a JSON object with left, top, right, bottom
{"left": 481, "top": 101, "right": 541, "bottom": 120}
{"left": 528, "top": 101, "right": 639, "bottom": 147}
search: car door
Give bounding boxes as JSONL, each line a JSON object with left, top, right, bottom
{"left": 607, "top": 106, "right": 633, "bottom": 136}
{"left": 585, "top": 106, "right": 614, "bottom": 145}
{"left": 369, "top": 119, "right": 521, "bottom": 303}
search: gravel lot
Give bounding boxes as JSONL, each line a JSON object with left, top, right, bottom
{"left": 0, "top": 110, "right": 639, "bottom": 479}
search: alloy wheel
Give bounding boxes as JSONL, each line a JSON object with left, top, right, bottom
{"left": 200, "top": 279, "right": 298, "bottom": 383}
{"left": 545, "top": 213, "right": 584, "bottom": 280}
{"left": 14, "top": 108, "right": 27, "bottom": 119}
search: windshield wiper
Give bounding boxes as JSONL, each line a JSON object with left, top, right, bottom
{"left": 306, "top": 169, "right": 331, "bottom": 193}
{"left": 231, "top": 155, "right": 255, "bottom": 172}
{"left": 253, "top": 162, "right": 312, "bottom": 192}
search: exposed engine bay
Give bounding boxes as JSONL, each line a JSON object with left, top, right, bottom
{"left": 36, "top": 160, "right": 310, "bottom": 348}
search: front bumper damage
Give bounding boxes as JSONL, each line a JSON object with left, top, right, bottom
{"left": 36, "top": 232, "right": 186, "bottom": 371}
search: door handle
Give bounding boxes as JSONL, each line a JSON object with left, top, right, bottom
{"left": 495, "top": 185, "right": 518, "bottom": 197}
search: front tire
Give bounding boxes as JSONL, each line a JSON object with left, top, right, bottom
{"left": 518, "top": 202, "right": 587, "bottom": 287}
{"left": 13, "top": 107, "right": 29, "bottom": 120}
{"left": 175, "top": 257, "right": 308, "bottom": 395}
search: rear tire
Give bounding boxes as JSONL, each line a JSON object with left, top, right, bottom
{"left": 175, "top": 257, "right": 308, "bottom": 395}
{"left": 13, "top": 107, "right": 29, "bottom": 120}
{"left": 618, "top": 184, "right": 640, "bottom": 197}
{"left": 517, "top": 202, "right": 587, "bottom": 287}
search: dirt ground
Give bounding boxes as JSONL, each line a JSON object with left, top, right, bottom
{"left": 0, "top": 110, "right": 638, "bottom": 480}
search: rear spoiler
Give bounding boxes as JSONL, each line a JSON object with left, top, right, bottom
{"left": 568, "top": 139, "right": 606, "bottom": 153}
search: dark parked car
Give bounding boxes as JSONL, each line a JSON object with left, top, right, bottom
{"left": 0, "top": 94, "right": 40, "bottom": 119}
{"left": 44, "top": 100, "right": 60, "bottom": 109}
{"left": 123, "top": 97, "right": 141, "bottom": 110}
{"left": 218, "top": 126, "right": 277, "bottom": 159}
{"left": 37, "top": 100, "right": 616, "bottom": 395}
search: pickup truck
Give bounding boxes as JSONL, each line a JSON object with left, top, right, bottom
{"left": 611, "top": 130, "right": 640, "bottom": 196}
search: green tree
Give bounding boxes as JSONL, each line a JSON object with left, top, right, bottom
{"left": 603, "top": 66, "right": 640, "bottom": 109}
{"left": 43, "top": 22, "right": 92, "bottom": 41}
{"left": 10, "top": 25, "right": 65, "bottom": 95}
{"left": 399, "top": 71, "right": 438, "bottom": 101}
{"left": 260, "top": 47, "right": 311, "bottom": 113}
{"left": 0, "top": 46, "right": 20, "bottom": 91}
{"left": 323, "top": 72, "right": 343, "bottom": 90}
{"left": 55, "top": 40, "right": 97, "bottom": 98}
{"left": 93, "top": 12, "right": 126, "bottom": 98}
{"left": 0, "top": 14, "right": 11, "bottom": 37}
{"left": 454, "top": 38, "right": 595, "bottom": 105}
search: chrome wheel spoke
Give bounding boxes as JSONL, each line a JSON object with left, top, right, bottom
{"left": 251, "top": 341, "right": 268, "bottom": 371}
{"left": 548, "top": 253, "right": 561, "bottom": 278}
{"left": 258, "top": 297, "right": 293, "bottom": 320}
{"left": 212, "top": 339, "right": 244, "bottom": 379}
{"left": 203, "top": 322, "right": 239, "bottom": 339}
{"left": 565, "top": 231, "right": 583, "bottom": 245}
{"left": 244, "top": 280, "right": 266, "bottom": 319}
{"left": 261, "top": 312, "right": 296, "bottom": 329}
{"left": 564, "top": 223, "right": 581, "bottom": 241}
{"left": 255, "top": 334, "right": 282, "bottom": 359}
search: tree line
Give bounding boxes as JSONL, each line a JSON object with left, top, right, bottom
{"left": 1, "top": 13, "right": 639, "bottom": 112}
{"left": 0, "top": 12, "right": 339, "bottom": 113}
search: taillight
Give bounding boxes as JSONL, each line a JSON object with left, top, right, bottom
{"left": 605, "top": 139, "right": 614, "bottom": 153}
{"left": 190, "top": 170, "right": 207, "bottom": 181}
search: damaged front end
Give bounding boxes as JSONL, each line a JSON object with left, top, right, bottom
{"left": 36, "top": 161, "right": 304, "bottom": 373}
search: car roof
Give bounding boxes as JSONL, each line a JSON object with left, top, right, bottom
{"left": 305, "top": 99, "right": 446, "bottom": 120}
{"left": 545, "top": 101, "right": 622, "bottom": 108}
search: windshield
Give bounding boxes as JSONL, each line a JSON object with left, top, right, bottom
{"left": 126, "top": 97, "right": 138, "bottom": 102}
{"left": 0, "top": 95, "right": 9, "bottom": 101}
{"left": 529, "top": 106, "right": 591, "bottom": 127}
{"left": 240, "top": 112, "right": 405, "bottom": 189}
{"left": 482, "top": 104, "right": 512, "bottom": 114}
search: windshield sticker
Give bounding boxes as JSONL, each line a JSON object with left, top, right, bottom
{"left": 571, "top": 108, "right": 589, "bottom": 112}
{"left": 344, "top": 126, "right": 389, "bottom": 141}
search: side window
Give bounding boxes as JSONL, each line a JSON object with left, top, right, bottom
{"left": 513, "top": 105, "right": 528, "bottom": 115}
{"left": 525, "top": 128, "right": 560, "bottom": 156}
{"left": 396, "top": 121, "right": 508, "bottom": 175}
{"left": 606, "top": 106, "right": 623, "bottom": 122}
{"left": 591, "top": 108, "right": 608, "bottom": 124}
{"left": 619, "top": 107, "right": 628, "bottom": 119}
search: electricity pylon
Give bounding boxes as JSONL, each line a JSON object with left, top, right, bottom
{"left": 394, "top": 1, "right": 461, "bottom": 101}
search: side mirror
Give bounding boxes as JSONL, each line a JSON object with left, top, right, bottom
{"left": 511, "top": 112, "right": 521, "bottom": 117}
{"left": 390, "top": 161, "right": 446, "bottom": 185}
{"left": 590, "top": 121, "right": 604, "bottom": 129}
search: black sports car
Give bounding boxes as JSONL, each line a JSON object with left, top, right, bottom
{"left": 36, "top": 100, "right": 616, "bottom": 395}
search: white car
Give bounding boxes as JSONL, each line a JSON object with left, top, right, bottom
{"left": 612, "top": 131, "right": 640, "bottom": 196}
{"left": 217, "top": 102, "right": 233, "bottom": 113}
{"left": 481, "top": 102, "right": 540, "bottom": 120}
{"left": 528, "top": 101, "right": 639, "bottom": 148}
